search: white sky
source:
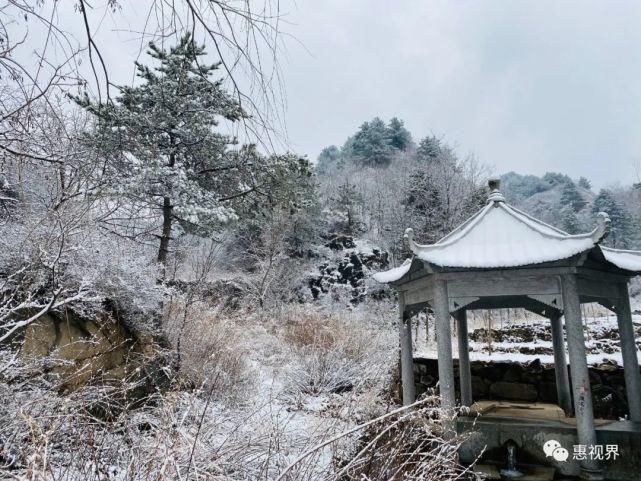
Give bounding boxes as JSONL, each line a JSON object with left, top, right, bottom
{"left": 21, "top": 0, "right": 641, "bottom": 187}
{"left": 280, "top": 1, "right": 641, "bottom": 187}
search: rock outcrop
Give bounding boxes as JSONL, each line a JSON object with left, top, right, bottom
{"left": 21, "top": 306, "right": 170, "bottom": 396}
{"left": 308, "top": 236, "right": 389, "bottom": 304}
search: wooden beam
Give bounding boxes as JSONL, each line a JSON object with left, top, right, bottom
{"left": 446, "top": 276, "right": 561, "bottom": 299}
{"left": 437, "top": 266, "right": 575, "bottom": 281}
{"left": 577, "top": 276, "right": 622, "bottom": 301}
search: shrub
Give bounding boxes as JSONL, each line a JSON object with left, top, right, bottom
{"left": 163, "top": 299, "right": 250, "bottom": 400}
{"left": 282, "top": 308, "right": 390, "bottom": 397}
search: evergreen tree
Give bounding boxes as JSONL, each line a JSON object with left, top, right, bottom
{"left": 561, "top": 207, "right": 581, "bottom": 234}
{"left": 387, "top": 117, "right": 412, "bottom": 151}
{"left": 350, "top": 117, "right": 395, "bottom": 167}
{"left": 542, "top": 172, "right": 573, "bottom": 186}
{"left": 76, "top": 35, "right": 247, "bottom": 268}
{"left": 316, "top": 145, "right": 341, "bottom": 173}
{"left": 578, "top": 177, "right": 592, "bottom": 190}
{"left": 560, "top": 181, "right": 586, "bottom": 212}
{"left": 500, "top": 172, "right": 549, "bottom": 202}
{"left": 235, "top": 152, "right": 319, "bottom": 259}
{"left": 593, "top": 189, "right": 633, "bottom": 248}
{"left": 404, "top": 171, "right": 446, "bottom": 243}
{"left": 416, "top": 136, "right": 441, "bottom": 161}
{"left": 333, "top": 180, "right": 362, "bottom": 233}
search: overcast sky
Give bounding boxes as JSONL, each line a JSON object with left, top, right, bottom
{"left": 33, "top": 1, "right": 641, "bottom": 188}
{"left": 279, "top": 0, "right": 641, "bottom": 187}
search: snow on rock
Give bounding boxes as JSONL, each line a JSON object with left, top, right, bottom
{"left": 307, "top": 236, "right": 389, "bottom": 304}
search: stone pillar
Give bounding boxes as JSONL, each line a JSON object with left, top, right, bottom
{"left": 561, "top": 274, "right": 602, "bottom": 479}
{"left": 550, "top": 310, "right": 573, "bottom": 416}
{"left": 456, "top": 310, "right": 473, "bottom": 407}
{"left": 433, "top": 278, "right": 456, "bottom": 423}
{"left": 616, "top": 282, "right": 641, "bottom": 422}
{"left": 398, "top": 290, "right": 415, "bottom": 406}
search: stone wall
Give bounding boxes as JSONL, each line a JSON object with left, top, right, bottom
{"left": 414, "top": 357, "right": 633, "bottom": 419}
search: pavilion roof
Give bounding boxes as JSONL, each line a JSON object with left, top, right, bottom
{"left": 374, "top": 181, "right": 641, "bottom": 283}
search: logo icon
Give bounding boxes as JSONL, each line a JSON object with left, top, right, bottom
{"left": 543, "top": 439, "right": 569, "bottom": 462}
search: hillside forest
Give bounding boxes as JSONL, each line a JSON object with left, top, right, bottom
{"left": 1, "top": 10, "right": 641, "bottom": 481}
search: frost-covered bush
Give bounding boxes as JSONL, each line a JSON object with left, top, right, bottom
{"left": 0, "top": 199, "right": 165, "bottom": 343}
{"left": 163, "top": 299, "right": 251, "bottom": 399}
{"left": 283, "top": 308, "right": 392, "bottom": 397}
{"left": 65, "top": 226, "right": 165, "bottom": 319}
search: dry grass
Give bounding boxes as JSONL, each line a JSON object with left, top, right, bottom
{"left": 278, "top": 307, "right": 391, "bottom": 397}
{"left": 279, "top": 396, "right": 476, "bottom": 481}
{"left": 163, "top": 298, "right": 250, "bottom": 399}
{"left": 282, "top": 310, "right": 346, "bottom": 349}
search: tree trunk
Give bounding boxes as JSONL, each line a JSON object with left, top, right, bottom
{"left": 157, "top": 147, "right": 176, "bottom": 271}
{"left": 157, "top": 196, "right": 173, "bottom": 268}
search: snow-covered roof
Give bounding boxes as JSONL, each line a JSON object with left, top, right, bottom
{"left": 372, "top": 258, "right": 412, "bottom": 283}
{"left": 601, "top": 247, "right": 641, "bottom": 272}
{"left": 374, "top": 180, "right": 641, "bottom": 283}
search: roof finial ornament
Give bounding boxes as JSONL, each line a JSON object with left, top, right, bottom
{"left": 487, "top": 177, "right": 505, "bottom": 204}
{"left": 593, "top": 211, "right": 611, "bottom": 244}
{"left": 404, "top": 228, "right": 415, "bottom": 251}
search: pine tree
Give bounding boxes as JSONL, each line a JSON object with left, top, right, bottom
{"left": 578, "top": 177, "right": 592, "bottom": 190}
{"left": 560, "top": 182, "right": 586, "bottom": 212}
{"left": 76, "top": 35, "right": 247, "bottom": 268}
{"left": 235, "top": 153, "right": 319, "bottom": 258}
{"left": 333, "top": 180, "right": 362, "bottom": 233}
{"left": 561, "top": 207, "right": 581, "bottom": 234}
{"left": 316, "top": 145, "right": 341, "bottom": 173}
{"left": 543, "top": 172, "right": 572, "bottom": 186}
{"left": 416, "top": 136, "right": 441, "bottom": 161}
{"left": 387, "top": 117, "right": 412, "bottom": 151}
{"left": 593, "top": 189, "right": 633, "bottom": 248}
{"left": 350, "top": 117, "right": 395, "bottom": 167}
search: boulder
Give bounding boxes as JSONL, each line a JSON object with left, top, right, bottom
{"left": 325, "top": 235, "right": 355, "bottom": 250}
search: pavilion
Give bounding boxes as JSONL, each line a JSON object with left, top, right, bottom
{"left": 374, "top": 179, "right": 641, "bottom": 480}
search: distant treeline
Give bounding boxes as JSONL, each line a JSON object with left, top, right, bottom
{"left": 316, "top": 117, "right": 641, "bottom": 254}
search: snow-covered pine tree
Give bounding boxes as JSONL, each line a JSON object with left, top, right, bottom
{"left": 350, "top": 117, "right": 395, "bottom": 167}
{"left": 333, "top": 180, "right": 363, "bottom": 233}
{"left": 316, "top": 145, "right": 342, "bottom": 173}
{"left": 234, "top": 152, "right": 319, "bottom": 260}
{"left": 561, "top": 206, "right": 581, "bottom": 234}
{"left": 387, "top": 117, "right": 413, "bottom": 151}
{"left": 76, "top": 34, "right": 249, "bottom": 268}
{"left": 416, "top": 135, "right": 441, "bottom": 162}
{"left": 578, "top": 176, "right": 592, "bottom": 190}
{"left": 593, "top": 189, "right": 633, "bottom": 248}
{"left": 560, "top": 181, "right": 586, "bottom": 212}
